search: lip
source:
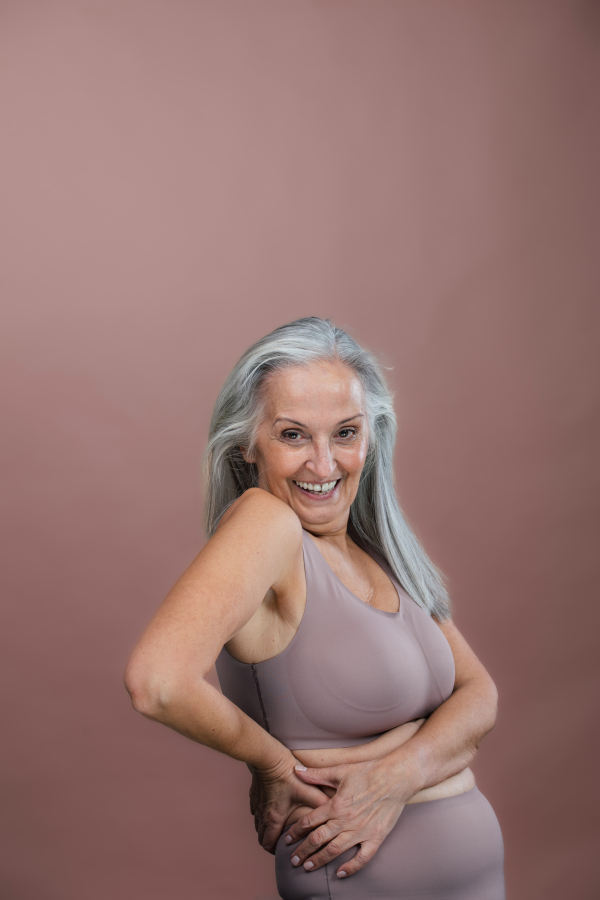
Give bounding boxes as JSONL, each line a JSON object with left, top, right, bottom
{"left": 292, "top": 479, "right": 341, "bottom": 500}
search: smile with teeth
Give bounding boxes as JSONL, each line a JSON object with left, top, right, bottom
{"left": 294, "top": 479, "right": 339, "bottom": 495}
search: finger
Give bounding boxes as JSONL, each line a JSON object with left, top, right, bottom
{"left": 259, "top": 811, "right": 284, "bottom": 855}
{"left": 283, "top": 804, "right": 332, "bottom": 845}
{"left": 335, "top": 840, "right": 380, "bottom": 879}
{"left": 293, "top": 831, "right": 357, "bottom": 872}
{"left": 297, "top": 782, "right": 331, "bottom": 807}
{"left": 262, "top": 820, "right": 284, "bottom": 855}
{"left": 294, "top": 764, "right": 341, "bottom": 790}
{"left": 289, "top": 821, "right": 341, "bottom": 866}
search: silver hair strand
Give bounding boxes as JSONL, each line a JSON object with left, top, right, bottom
{"left": 203, "top": 317, "right": 451, "bottom": 621}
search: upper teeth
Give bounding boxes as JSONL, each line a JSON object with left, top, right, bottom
{"left": 295, "top": 480, "right": 338, "bottom": 493}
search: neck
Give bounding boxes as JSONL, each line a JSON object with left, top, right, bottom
{"left": 303, "top": 518, "right": 355, "bottom": 557}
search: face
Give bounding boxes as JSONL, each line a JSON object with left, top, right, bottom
{"left": 242, "top": 360, "right": 369, "bottom": 535}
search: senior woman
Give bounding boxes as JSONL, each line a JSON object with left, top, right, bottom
{"left": 125, "top": 317, "right": 505, "bottom": 898}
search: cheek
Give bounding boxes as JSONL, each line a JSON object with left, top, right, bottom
{"left": 341, "top": 442, "right": 369, "bottom": 473}
{"left": 268, "top": 445, "right": 300, "bottom": 478}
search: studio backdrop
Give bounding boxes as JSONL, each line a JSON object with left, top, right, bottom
{"left": 1, "top": 2, "right": 598, "bottom": 899}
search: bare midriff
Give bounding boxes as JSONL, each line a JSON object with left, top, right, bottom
{"left": 284, "top": 718, "right": 476, "bottom": 828}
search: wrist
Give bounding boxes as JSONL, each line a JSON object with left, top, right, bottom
{"left": 232, "top": 716, "right": 294, "bottom": 775}
{"left": 252, "top": 744, "right": 295, "bottom": 780}
{"left": 381, "top": 743, "right": 428, "bottom": 802}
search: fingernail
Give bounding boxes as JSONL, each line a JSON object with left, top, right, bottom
{"left": 294, "top": 764, "right": 307, "bottom": 771}
{"left": 337, "top": 871, "right": 347, "bottom": 878}
{"left": 284, "top": 835, "right": 292, "bottom": 844}
{"left": 304, "top": 861, "right": 314, "bottom": 870}
{"left": 291, "top": 856, "right": 300, "bottom": 866}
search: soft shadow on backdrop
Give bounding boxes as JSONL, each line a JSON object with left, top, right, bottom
{"left": 1, "top": 2, "right": 598, "bottom": 899}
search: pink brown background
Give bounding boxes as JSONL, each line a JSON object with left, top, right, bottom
{"left": 1, "top": 2, "right": 599, "bottom": 898}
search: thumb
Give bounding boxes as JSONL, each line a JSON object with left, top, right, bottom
{"left": 294, "top": 764, "right": 341, "bottom": 789}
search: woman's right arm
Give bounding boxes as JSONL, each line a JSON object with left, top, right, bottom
{"left": 124, "top": 488, "right": 330, "bottom": 847}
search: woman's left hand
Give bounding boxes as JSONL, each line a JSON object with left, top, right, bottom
{"left": 283, "top": 758, "right": 408, "bottom": 879}
{"left": 248, "top": 756, "right": 331, "bottom": 854}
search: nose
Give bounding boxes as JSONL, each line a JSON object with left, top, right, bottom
{"left": 305, "top": 438, "right": 336, "bottom": 479}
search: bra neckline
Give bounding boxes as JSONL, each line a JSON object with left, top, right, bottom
{"left": 221, "top": 527, "right": 404, "bottom": 667}
{"left": 302, "top": 528, "right": 402, "bottom": 617}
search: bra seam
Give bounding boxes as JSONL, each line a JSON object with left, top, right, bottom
{"left": 251, "top": 664, "right": 271, "bottom": 733}
{"left": 324, "top": 856, "right": 333, "bottom": 900}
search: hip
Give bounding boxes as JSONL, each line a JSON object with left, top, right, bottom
{"left": 276, "top": 786, "right": 505, "bottom": 900}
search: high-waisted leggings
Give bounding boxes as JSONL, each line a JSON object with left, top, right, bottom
{"left": 275, "top": 786, "right": 505, "bottom": 900}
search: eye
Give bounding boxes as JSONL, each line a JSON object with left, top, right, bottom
{"left": 282, "top": 430, "right": 302, "bottom": 441}
{"left": 338, "top": 427, "right": 357, "bottom": 439}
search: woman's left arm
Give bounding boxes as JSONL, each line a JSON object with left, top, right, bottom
{"left": 284, "top": 620, "right": 498, "bottom": 879}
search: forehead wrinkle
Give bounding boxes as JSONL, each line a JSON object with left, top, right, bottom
{"left": 262, "top": 368, "right": 364, "bottom": 411}
{"left": 273, "top": 413, "right": 364, "bottom": 429}
{"left": 258, "top": 361, "right": 366, "bottom": 439}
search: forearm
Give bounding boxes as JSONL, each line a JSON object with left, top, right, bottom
{"left": 383, "top": 677, "right": 497, "bottom": 799}
{"left": 127, "top": 673, "right": 290, "bottom": 773}
{"left": 293, "top": 719, "right": 426, "bottom": 769}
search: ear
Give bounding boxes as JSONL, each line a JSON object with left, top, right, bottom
{"left": 239, "top": 445, "right": 255, "bottom": 464}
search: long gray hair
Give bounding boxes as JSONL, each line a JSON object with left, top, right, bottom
{"left": 203, "top": 317, "right": 451, "bottom": 620}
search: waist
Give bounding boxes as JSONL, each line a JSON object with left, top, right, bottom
{"left": 284, "top": 767, "right": 475, "bottom": 829}
{"left": 286, "top": 718, "right": 476, "bottom": 821}
{"left": 404, "top": 766, "right": 476, "bottom": 804}
{"left": 292, "top": 741, "right": 476, "bottom": 800}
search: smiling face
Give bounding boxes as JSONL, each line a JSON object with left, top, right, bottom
{"left": 242, "top": 359, "right": 369, "bottom": 536}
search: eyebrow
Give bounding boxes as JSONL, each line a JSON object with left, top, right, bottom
{"left": 273, "top": 414, "right": 364, "bottom": 428}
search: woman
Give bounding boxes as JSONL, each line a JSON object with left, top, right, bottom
{"left": 125, "top": 317, "right": 505, "bottom": 898}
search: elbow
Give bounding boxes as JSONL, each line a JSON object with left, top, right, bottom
{"left": 124, "top": 650, "right": 208, "bottom": 722}
{"left": 124, "top": 683, "right": 154, "bottom": 719}
{"left": 486, "top": 675, "right": 499, "bottom": 731}
{"left": 124, "top": 655, "right": 172, "bottom": 720}
{"left": 475, "top": 675, "right": 498, "bottom": 746}
{"left": 123, "top": 664, "right": 155, "bottom": 718}
{"left": 457, "top": 671, "right": 498, "bottom": 752}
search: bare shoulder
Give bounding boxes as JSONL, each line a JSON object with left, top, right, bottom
{"left": 218, "top": 487, "right": 298, "bottom": 529}
{"left": 213, "top": 489, "right": 303, "bottom": 575}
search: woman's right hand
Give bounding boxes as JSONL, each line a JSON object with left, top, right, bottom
{"left": 248, "top": 753, "right": 332, "bottom": 854}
